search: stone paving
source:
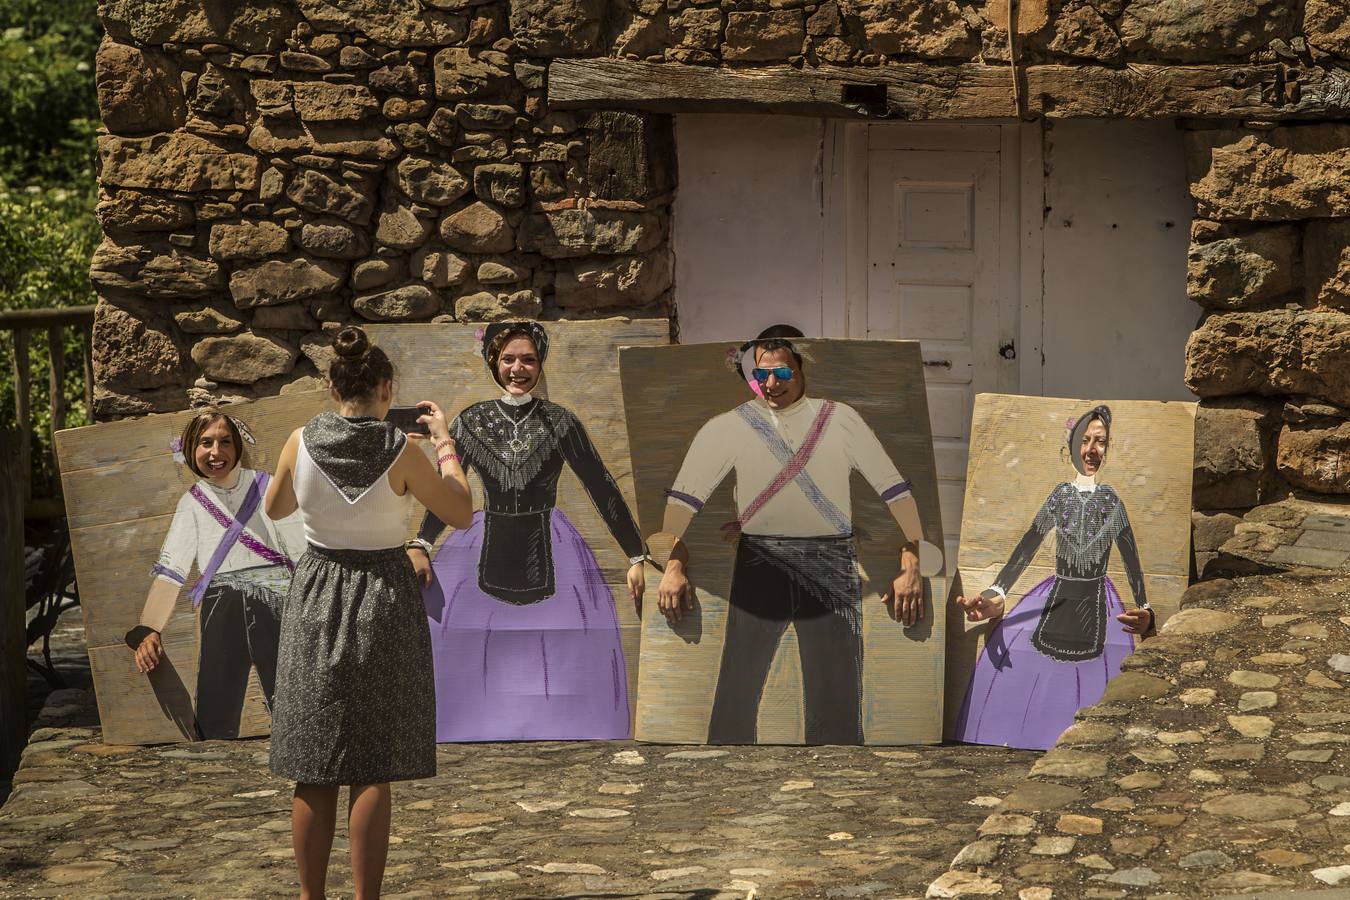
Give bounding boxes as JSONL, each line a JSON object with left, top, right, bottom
{"left": 929, "top": 573, "right": 1350, "bottom": 899}
{"left": 1218, "top": 497, "right": 1350, "bottom": 575}
{"left": 2, "top": 612, "right": 1040, "bottom": 899}
{"left": 8, "top": 573, "right": 1350, "bottom": 899}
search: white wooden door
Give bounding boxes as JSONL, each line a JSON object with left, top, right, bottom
{"left": 864, "top": 129, "right": 1016, "bottom": 564}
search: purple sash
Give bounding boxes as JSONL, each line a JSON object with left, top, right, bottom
{"left": 187, "top": 471, "right": 293, "bottom": 607}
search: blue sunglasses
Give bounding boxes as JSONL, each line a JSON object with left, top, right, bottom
{"left": 752, "top": 366, "right": 794, "bottom": 383}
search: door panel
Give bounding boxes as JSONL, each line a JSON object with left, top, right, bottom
{"left": 865, "top": 142, "right": 1011, "bottom": 565}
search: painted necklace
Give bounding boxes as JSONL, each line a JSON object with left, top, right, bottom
{"left": 494, "top": 400, "right": 539, "bottom": 454}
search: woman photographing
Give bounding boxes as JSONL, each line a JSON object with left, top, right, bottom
{"left": 264, "top": 325, "right": 473, "bottom": 899}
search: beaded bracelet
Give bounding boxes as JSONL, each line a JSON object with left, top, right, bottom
{"left": 437, "top": 453, "right": 459, "bottom": 468}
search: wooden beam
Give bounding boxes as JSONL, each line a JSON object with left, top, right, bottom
{"left": 547, "top": 59, "right": 1350, "bottom": 121}
{"left": 0, "top": 430, "right": 26, "bottom": 784}
{"left": 12, "top": 330, "right": 30, "bottom": 504}
{"left": 0, "top": 305, "right": 95, "bottom": 331}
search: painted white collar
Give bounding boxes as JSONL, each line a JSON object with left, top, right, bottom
{"left": 203, "top": 467, "right": 247, "bottom": 494}
{"left": 499, "top": 391, "right": 534, "bottom": 406}
{"left": 1073, "top": 474, "right": 1098, "bottom": 493}
{"left": 765, "top": 394, "right": 812, "bottom": 421}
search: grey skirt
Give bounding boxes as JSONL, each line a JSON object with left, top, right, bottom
{"left": 269, "top": 544, "right": 436, "bottom": 785}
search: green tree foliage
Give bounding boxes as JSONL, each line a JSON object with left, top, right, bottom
{"left": 0, "top": 0, "right": 102, "bottom": 492}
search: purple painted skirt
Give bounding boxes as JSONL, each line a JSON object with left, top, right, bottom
{"left": 422, "top": 509, "right": 630, "bottom": 742}
{"left": 954, "top": 576, "right": 1134, "bottom": 751}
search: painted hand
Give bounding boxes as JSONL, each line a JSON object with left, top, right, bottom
{"left": 885, "top": 561, "right": 924, "bottom": 626}
{"left": 134, "top": 631, "right": 163, "bottom": 674}
{"left": 407, "top": 547, "right": 433, "bottom": 588}
{"left": 1116, "top": 607, "right": 1155, "bottom": 636}
{"left": 627, "top": 562, "right": 646, "bottom": 613}
{"left": 657, "top": 563, "right": 693, "bottom": 625}
{"left": 955, "top": 591, "right": 1006, "bottom": 623}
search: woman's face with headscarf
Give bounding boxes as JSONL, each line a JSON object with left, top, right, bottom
{"left": 1078, "top": 418, "right": 1108, "bottom": 476}
{"left": 497, "top": 336, "right": 541, "bottom": 396}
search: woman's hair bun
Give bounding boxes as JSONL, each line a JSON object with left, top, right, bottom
{"left": 332, "top": 325, "right": 370, "bottom": 360}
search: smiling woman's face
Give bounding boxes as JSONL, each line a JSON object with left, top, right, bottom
{"left": 195, "top": 417, "right": 238, "bottom": 485}
{"left": 1078, "top": 418, "right": 1109, "bottom": 476}
{"left": 497, "top": 336, "right": 541, "bottom": 395}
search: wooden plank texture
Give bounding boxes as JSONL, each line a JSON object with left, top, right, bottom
{"left": 549, "top": 58, "right": 1350, "bottom": 121}
{"left": 623, "top": 340, "right": 947, "bottom": 745}
{"left": 56, "top": 390, "right": 332, "bottom": 745}
{"left": 0, "top": 431, "right": 25, "bottom": 778}
{"left": 948, "top": 394, "right": 1196, "bottom": 738}
{"left": 368, "top": 320, "right": 670, "bottom": 730}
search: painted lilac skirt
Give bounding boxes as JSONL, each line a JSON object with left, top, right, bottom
{"left": 954, "top": 576, "right": 1133, "bottom": 751}
{"left": 423, "top": 509, "right": 630, "bottom": 742}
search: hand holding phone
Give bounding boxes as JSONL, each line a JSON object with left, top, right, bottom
{"left": 386, "top": 404, "right": 432, "bottom": 436}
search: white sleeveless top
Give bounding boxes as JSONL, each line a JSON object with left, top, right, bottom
{"left": 294, "top": 438, "right": 412, "bottom": 550}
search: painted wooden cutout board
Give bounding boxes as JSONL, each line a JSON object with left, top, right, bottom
{"left": 948, "top": 394, "right": 1195, "bottom": 749}
{"left": 56, "top": 390, "right": 332, "bottom": 745}
{"left": 622, "top": 340, "right": 947, "bottom": 745}
{"left": 368, "top": 320, "right": 668, "bottom": 740}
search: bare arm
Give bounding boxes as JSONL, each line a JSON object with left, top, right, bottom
{"left": 397, "top": 400, "right": 473, "bottom": 530}
{"left": 264, "top": 429, "right": 302, "bottom": 520}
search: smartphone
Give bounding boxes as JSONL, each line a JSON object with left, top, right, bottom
{"left": 385, "top": 404, "right": 432, "bottom": 436}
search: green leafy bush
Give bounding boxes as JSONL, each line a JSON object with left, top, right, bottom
{"left": 0, "top": 0, "right": 101, "bottom": 491}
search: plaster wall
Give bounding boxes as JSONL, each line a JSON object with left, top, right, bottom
{"left": 1041, "top": 119, "right": 1197, "bottom": 402}
{"left": 672, "top": 114, "right": 829, "bottom": 344}
{"left": 672, "top": 114, "right": 1196, "bottom": 403}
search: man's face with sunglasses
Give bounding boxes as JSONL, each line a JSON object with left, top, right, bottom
{"left": 753, "top": 347, "right": 805, "bottom": 410}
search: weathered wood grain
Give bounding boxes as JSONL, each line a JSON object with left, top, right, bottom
{"left": 948, "top": 394, "right": 1196, "bottom": 738}
{"left": 1, "top": 432, "right": 26, "bottom": 777}
{"left": 548, "top": 58, "right": 1350, "bottom": 121}
{"left": 57, "top": 391, "right": 332, "bottom": 745}
{"left": 623, "top": 340, "right": 947, "bottom": 746}
{"left": 368, "top": 320, "right": 669, "bottom": 729}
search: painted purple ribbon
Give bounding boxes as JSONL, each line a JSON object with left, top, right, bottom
{"left": 187, "top": 471, "right": 293, "bottom": 607}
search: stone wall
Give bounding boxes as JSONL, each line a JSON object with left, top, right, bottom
{"left": 1184, "top": 123, "right": 1350, "bottom": 535}
{"left": 90, "top": 0, "right": 1350, "bottom": 536}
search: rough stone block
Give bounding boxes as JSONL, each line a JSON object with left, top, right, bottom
{"left": 509, "top": 0, "right": 606, "bottom": 56}
{"left": 396, "top": 156, "right": 471, "bottom": 207}
{"left": 722, "top": 10, "right": 805, "bottom": 62}
{"left": 1304, "top": 218, "right": 1350, "bottom": 310}
{"left": 353, "top": 285, "right": 441, "bottom": 321}
{"left": 837, "top": 0, "right": 975, "bottom": 58}
{"left": 101, "top": 0, "right": 297, "bottom": 53}
{"left": 1193, "top": 400, "right": 1274, "bottom": 509}
{"left": 1118, "top": 0, "right": 1294, "bottom": 63}
{"left": 208, "top": 221, "right": 291, "bottom": 260}
{"left": 555, "top": 252, "right": 671, "bottom": 309}
{"left": 433, "top": 48, "right": 513, "bottom": 101}
{"left": 1187, "top": 224, "right": 1299, "bottom": 310}
{"left": 98, "top": 133, "right": 259, "bottom": 193}
{"left": 291, "top": 0, "right": 466, "bottom": 46}
{"left": 440, "top": 201, "right": 515, "bottom": 253}
{"left": 92, "top": 300, "right": 186, "bottom": 392}
{"left": 190, "top": 331, "right": 299, "bottom": 384}
{"left": 1277, "top": 420, "right": 1350, "bottom": 494}
{"left": 1306, "top": 0, "right": 1350, "bottom": 59}
{"left": 518, "top": 209, "right": 664, "bottom": 259}
{"left": 95, "top": 38, "right": 184, "bottom": 135}
{"left": 474, "top": 163, "right": 525, "bottom": 208}
{"left": 286, "top": 169, "right": 376, "bottom": 225}
{"left": 229, "top": 255, "right": 348, "bottom": 308}
{"left": 1187, "top": 126, "right": 1350, "bottom": 221}
{"left": 1185, "top": 309, "right": 1350, "bottom": 407}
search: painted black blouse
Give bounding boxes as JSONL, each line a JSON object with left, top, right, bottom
{"left": 992, "top": 482, "right": 1148, "bottom": 661}
{"left": 417, "top": 398, "right": 643, "bottom": 604}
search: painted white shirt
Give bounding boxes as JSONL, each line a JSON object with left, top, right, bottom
{"left": 153, "top": 468, "right": 305, "bottom": 587}
{"left": 667, "top": 396, "right": 911, "bottom": 538}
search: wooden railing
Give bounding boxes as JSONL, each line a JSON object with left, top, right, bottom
{"left": 0, "top": 305, "right": 95, "bottom": 518}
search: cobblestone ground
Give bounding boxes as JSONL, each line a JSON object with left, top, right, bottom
{"left": 930, "top": 573, "right": 1350, "bottom": 899}
{"left": 2, "top": 612, "right": 1038, "bottom": 899}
